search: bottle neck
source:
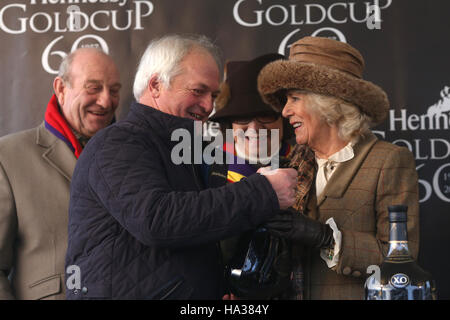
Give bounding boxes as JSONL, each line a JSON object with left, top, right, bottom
{"left": 386, "top": 221, "right": 413, "bottom": 261}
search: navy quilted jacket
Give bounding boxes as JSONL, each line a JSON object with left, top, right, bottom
{"left": 65, "top": 102, "right": 280, "bottom": 299}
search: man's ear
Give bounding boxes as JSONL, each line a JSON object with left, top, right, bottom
{"left": 53, "top": 77, "right": 66, "bottom": 106}
{"left": 147, "top": 75, "right": 162, "bottom": 99}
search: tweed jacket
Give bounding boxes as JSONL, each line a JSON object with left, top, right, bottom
{"left": 0, "top": 122, "right": 76, "bottom": 300}
{"left": 301, "top": 132, "right": 420, "bottom": 300}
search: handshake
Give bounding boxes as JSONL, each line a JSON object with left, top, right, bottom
{"left": 257, "top": 167, "right": 334, "bottom": 249}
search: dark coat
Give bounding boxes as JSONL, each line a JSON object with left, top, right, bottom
{"left": 65, "top": 102, "right": 279, "bottom": 299}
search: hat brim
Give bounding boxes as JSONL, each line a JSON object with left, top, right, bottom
{"left": 257, "top": 60, "right": 389, "bottom": 125}
{"left": 210, "top": 93, "right": 278, "bottom": 122}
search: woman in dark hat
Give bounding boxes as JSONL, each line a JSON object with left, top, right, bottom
{"left": 208, "top": 53, "right": 301, "bottom": 299}
{"left": 257, "top": 36, "right": 420, "bottom": 299}
{"left": 209, "top": 53, "right": 295, "bottom": 174}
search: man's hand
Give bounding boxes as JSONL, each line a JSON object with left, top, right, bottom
{"left": 257, "top": 167, "right": 297, "bottom": 210}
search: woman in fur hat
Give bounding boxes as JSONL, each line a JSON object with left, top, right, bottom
{"left": 208, "top": 53, "right": 299, "bottom": 299}
{"left": 257, "top": 36, "right": 420, "bottom": 300}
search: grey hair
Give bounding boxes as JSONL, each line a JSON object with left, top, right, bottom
{"left": 303, "top": 92, "right": 372, "bottom": 142}
{"left": 133, "top": 34, "right": 222, "bottom": 101}
{"left": 57, "top": 52, "right": 76, "bottom": 86}
{"left": 57, "top": 47, "right": 106, "bottom": 87}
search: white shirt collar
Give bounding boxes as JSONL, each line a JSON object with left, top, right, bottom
{"left": 316, "top": 141, "right": 355, "bottom": 167}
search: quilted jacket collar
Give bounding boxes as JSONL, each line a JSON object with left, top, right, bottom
{"left": 127, "top": 102, "right": 196, "bottom": 141}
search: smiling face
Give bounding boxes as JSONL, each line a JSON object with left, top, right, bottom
{"left": 153, "top": 48, "right": 220, "bottom": 122}
{"left": 282, "top": 90, "right": 331, "bottom": 149}
{"left": 231, "top": 114, "right": 283, "bottom": 160}
{"left": 54, "top": 49, "right": 121, "bottom": 138}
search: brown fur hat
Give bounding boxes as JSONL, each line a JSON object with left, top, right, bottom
{"left": 257, "top": 36, "right": 389, "bottom": 125}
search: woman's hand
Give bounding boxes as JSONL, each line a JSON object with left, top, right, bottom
{"left": 264, "top": 209, "right": 334, "bottom": 249}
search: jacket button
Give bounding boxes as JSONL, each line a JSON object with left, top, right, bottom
{"left": 352, "top": 270, "right": 362, "bottom": 277}
{"left": 343, "top": 267, "right": 352, "bottom": 275}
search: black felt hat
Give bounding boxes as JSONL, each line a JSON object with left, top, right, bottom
{"left": 210, "top": 53, "right": 286, "bottom": 122}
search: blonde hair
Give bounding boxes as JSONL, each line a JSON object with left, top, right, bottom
{"left": 303, "top": 92, "right": 372, "bottom": 142}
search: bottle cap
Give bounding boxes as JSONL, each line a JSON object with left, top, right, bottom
{"left": 388, "top": 205, "right": 408, "bottom": 222}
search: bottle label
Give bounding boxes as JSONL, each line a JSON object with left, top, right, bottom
{"left": 390, "top": 273, "right": 410, "bottom": 288}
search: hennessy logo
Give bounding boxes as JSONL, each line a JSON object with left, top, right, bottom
{"left": 390, "top": 86, "right": 450, "bottom": 131}
{"left": 427, "top": 86, "right": 450, "bottom": 118}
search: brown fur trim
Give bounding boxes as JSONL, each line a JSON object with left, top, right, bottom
{"left": 257, "top": 61, "right": 389, "bottom": 125}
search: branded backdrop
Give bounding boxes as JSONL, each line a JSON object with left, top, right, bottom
{"left": 1, "top": 0, "right": 449, "bottom": 298}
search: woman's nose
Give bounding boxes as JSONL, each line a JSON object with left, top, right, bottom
{"left": 282, "top": 104, "right": 292, "bottom": 118}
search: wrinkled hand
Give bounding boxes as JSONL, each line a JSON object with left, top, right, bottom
{"left": 264, "top": 209, "right": 334, "bottom": 249}
{"left": 258, "top": 167, "right": 297, "bottom": 210}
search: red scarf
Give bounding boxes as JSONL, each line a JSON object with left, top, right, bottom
{"left": 44, "top": 94, "right": 83, "bottom": 158}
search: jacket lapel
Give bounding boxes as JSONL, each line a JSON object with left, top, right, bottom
{"left": 36, "top": 122, "right": 76, "bottom": 182}
{"left": 316, "top": 132, "right": 378, "bottom": 207}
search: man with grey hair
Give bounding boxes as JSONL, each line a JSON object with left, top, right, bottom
{"left": 0, "top": 48, "right": 121, "bottom": 299}
{"left": 65, "top": 34, "right": 297, "bottom": 299}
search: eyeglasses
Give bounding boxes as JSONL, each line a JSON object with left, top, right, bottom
{"left": 232, "top": 114, "right": 281, "bottom": 125}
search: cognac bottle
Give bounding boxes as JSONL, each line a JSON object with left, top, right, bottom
{"left": 365, "top": 205, "right": 437, "bottom": 300}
